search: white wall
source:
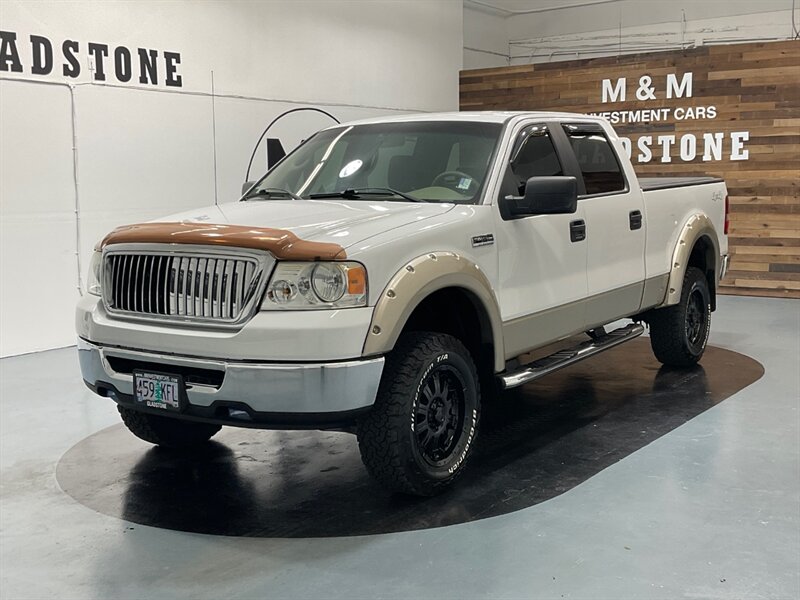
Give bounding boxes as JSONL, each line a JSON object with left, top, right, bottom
{"left": 464, "top": 0, "right": 796, "bottom": 68}
{"left": 463, "top": 7, "right": 508, "bottom": 69}
{"left": 0, "top": 0, "right": 463, "bottom": 357}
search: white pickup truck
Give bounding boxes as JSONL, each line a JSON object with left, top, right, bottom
{"left": 76, "top": 111, "right": 729, "bottom": 495}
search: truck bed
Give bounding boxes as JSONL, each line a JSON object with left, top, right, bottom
{"left": 639, "top": 175, "right": 728, "bottom": 283}
{"left": 639, "top": 176, "right": 723, "bottom": 192}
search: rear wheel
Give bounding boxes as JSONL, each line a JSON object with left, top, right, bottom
{"left": 118, "top": 406, "right": 221, "bottom": 448}
{"left": 357, "top": 332, "right": 480, "bottom": 496}
{"left": 649, "top": 267, "right": 711, "bottom": 367}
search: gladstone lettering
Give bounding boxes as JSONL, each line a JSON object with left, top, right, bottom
{"left": 0, "top": 30, "right": 182, "bottom": 87}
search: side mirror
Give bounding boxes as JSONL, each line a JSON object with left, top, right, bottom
{"left": 241, "top": 180, "right": 256, "bottom": 196}
{"left": 501, "top": 176, "right": 577, "bottom": 218}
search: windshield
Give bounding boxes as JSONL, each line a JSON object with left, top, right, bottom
{"left": 246, "top": 121, "right": 502, "bottom": 204}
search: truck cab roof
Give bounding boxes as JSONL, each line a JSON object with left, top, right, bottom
{"left": 336, "top": 111, "right": 606, "bottom": 127}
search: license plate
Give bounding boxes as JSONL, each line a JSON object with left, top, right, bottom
{"left": 133, "top": 371, "right": 185, "bottom": 412}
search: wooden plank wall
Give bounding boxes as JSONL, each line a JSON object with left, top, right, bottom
{"left": 460, "top": 40, "right": 800, "bottom": 298}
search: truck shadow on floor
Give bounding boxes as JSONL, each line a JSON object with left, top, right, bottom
{"left": 56, "top": 339, "right": 763, "bottom": 538}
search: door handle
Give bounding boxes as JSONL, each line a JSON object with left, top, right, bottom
{"left": 629, "top": 210, "right": 643, "bottom": 230}
{"left": 570, "top": 219, "right": 586, "bottom": 242}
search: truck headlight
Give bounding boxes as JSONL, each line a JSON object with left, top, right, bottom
{"left": 262, "top": 262, "right": 367, "bottom": 309}
{"left": 87, "top": 251, "right": 103, "bottom": 296}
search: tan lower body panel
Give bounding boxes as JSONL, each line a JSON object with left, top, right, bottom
{"left": 584, "top": 282, "right": 644, "bottom": 331}
{"left": 503, "top": 301, "right": 586, "bottom": 361}
{"left": 639, "top": 273, "right": 670, "bottom": 311}
{"left": 502, "top": 277, "right": 666, "bottom": 362}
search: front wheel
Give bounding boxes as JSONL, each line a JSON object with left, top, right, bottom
{"left": 357, "top": 332, "right": 481, "bottom": 496}
{"left": 118, "top": 406, "right": 221, "bottom": 448}
{"left": 648, "top": 267, "right": 711, "bottom": 367}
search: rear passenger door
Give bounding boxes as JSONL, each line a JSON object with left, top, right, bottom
{"left": 560, "top": 123, "right": 645, "bottom": 327}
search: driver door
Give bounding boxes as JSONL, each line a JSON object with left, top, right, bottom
{"left": 493, "top": 123, "right": 589, "bottom": 359}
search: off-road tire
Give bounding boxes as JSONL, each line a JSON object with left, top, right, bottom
{"left": 649, "top": 267, "right": 711, "bottom": 367}
{"left": 118, "top": 406, "right": 221, "bottom": 448}
{"left": 357, "top": 332, "right": 481, "bottom": 496}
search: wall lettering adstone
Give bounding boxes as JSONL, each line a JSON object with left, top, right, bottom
{"left": 0, "top": 30, "right": 182, "bottom": 87}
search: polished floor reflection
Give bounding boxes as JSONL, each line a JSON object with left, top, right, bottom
{"left": 56, "top": 339, "right": 763, "bottom": 537}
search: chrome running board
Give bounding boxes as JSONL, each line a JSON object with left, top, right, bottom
{"left": 499, "top": 323, "right": 645, "bottom": 390}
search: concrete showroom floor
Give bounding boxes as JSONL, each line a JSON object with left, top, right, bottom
{"left": 0, "top": 294, "right": 798, "bottom": 600}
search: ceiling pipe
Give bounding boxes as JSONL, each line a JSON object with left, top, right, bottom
{"left": 464, "top": 0, "right": 622, "bottom": 17}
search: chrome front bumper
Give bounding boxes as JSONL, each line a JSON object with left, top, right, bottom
{"left": 77, "top": 338, "right": 384, "bottom": 426}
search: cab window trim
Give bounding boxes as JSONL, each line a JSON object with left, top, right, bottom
{"left": 498, "top": 122, "right": 568, "bottom": 202}
{"left": 560, "top": 122, "right": 630, "bottom": 199}
{"left": 510, "top": 124, "right": 562, "bottom": 168}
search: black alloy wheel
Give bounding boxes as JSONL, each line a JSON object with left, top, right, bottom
{"left": 685, "top": 288, "right": 707, "bottom": 352}
{"left": 413, "top": 365, "right": 467, "bottom": 467}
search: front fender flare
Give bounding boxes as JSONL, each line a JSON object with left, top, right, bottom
{"left": 362, "top": 252, "right": 505, "bottom": 373}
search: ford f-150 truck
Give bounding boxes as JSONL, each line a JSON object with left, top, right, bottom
{"left": 77, "top": 111, "right": 729, "bottom": 495}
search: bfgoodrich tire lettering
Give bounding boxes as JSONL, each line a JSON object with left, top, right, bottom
{"left": 649, "top": 267, "right": 711, "bottom": 367}
{"left": 118, "top": 406, "right": 221, "bottom": 448}
{"left": 357, "top": 332, "right": 480, "bottom": 496}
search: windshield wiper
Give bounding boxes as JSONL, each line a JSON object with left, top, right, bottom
{"left": 308, "top": 188, "right": 426, "bottom": 202}
{"left": 243, "top": 187, "right": 302, "bottom": 201}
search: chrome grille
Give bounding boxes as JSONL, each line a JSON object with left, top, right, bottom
{"left": 102, "top": 246, "right": 272, "bottom": 326}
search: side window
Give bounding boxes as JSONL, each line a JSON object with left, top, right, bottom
{"left": 508, "top": 127, "right": 563, "bottom": 195}
{"left": 563, "top": 126, "right": 625, "bottom": 195}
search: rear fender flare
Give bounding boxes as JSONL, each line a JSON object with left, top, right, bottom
{"left": 663, "top": 213, "right": 720, "bottom": 307}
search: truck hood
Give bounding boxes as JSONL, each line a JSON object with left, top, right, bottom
{"left": 161, "top": 199, "right": 456, "bottom": 249}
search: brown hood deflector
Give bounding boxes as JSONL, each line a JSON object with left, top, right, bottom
{"left": 98, "top": 222, "right": 347, "bottom": 260}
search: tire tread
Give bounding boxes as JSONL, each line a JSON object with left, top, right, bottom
{"left": 649, "top": 267, "right": 710, "bottom": 367}
{"left": 357, "top": 332, "right": 480, "bottom": 496}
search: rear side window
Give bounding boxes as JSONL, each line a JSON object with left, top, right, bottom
{"left": 563, "top": 126, "right": 625, "bottom": 195}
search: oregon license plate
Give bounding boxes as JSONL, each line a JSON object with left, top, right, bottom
{"left": 133, "top": 371, "right": 184, "bottom": 412}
